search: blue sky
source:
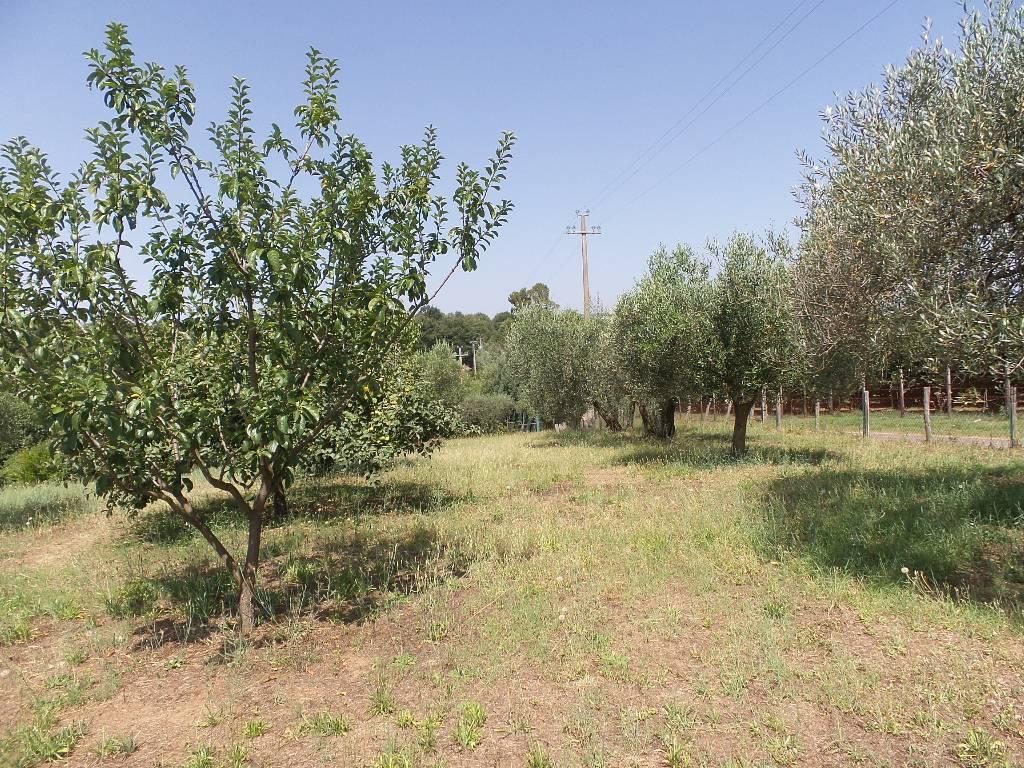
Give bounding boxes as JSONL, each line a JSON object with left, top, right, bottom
{"left": 1, "top": 1, "right": 963, "bottom": 314}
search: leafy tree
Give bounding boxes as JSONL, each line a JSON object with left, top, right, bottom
{"left": 506, "top": 304, "right": 591, "bottom": 426}
{"left": 0, "top": 393, "right": 40, "bottom": 464}
{"left": 796, "top": 1, "right": 1024, "bottom": 384}
{"left": 415, "top": 341, "right": 466, "bottom": 408}
{"left": 614, "top": 245, "right": 713, "bottom": 437}
{"left": 0, "top": 25, "right": 514, "bottom": 631}
{"left": 507, "top": 282, "right": 552, "bottom": 311}
{"left": 707, "top": 234, "right": 799, "bottom": 456}
{"left": 415, "top": 307, "right": 506, "bottom": 349}
{"left": 586, "top": 312, "right": 629, "bottom": 430}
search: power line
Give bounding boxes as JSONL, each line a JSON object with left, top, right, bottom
{"left": 603, "top": 0, "right": 902, "bottom": 224}
{"left": 586, "top": 0, "right": 827, "bottom": 211}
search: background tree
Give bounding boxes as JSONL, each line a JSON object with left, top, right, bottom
{"left": 614, "top": 245, "right": 713, "bottom": 437}
{"left": 585, "top": 312, "right": 629, "bottom": 430}
{"left": 414, "top": 341, "right": 466, "bottom": 408}
{"left": 0, "top": 25, "right": 514, "bottom": 631}
{"left": 707, "top": 234, "right": 799, "bottom": 456}
{"left": 507, "top": 282, "right": 552, "bottom": 312}
{"left": 506, "top": 304, "right": 591, "bottom": 426}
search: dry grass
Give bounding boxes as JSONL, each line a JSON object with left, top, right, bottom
{"left": 1, "top": 424, "right": 1023, "bottom": 766}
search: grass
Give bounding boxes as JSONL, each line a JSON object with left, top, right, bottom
{"left": 0, "top": 481, "right": 93, "bottom": 531}
{"left": 0, "top": 426, "right": 1023, "bottom": 765}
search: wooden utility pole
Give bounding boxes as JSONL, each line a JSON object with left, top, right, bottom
{"left": 897, "top": 369, "right": 905, "bottom": 418}
{"left": 814, "top": 400, "right": 821, "bottom": 431}
{"left": 567, "top": 209, "right": 601, "bottom": 319}
{"left": 862, "top": 389, "right": 870, "bottom": 437}
{"left": 470, "top": 340, "right": 479, "bottom": 374}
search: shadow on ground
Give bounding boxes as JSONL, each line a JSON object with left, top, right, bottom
{"left": 537, "top": 428, "right": 836, "bottom": 469}
{"left": 132, "top": 512, "right": 470, "bottom": 647}
{"left": 127, "top": 476, "right": 462, "bottom": 545}
{"left": 761, "top": 464, "right": 1024, "bottom": 607}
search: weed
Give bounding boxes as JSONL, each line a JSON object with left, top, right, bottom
{"left": 224, "top": 743, "right": 248, "bottom": 768}
{"left": 396, "top": 709, "right": 417, "bottom": 728}
{"left": 454, "top": 701, "right": 487, "bottom": 749}
{"left": 526, "top": 742, "right": 554, "bottom": 768}
{"left": 957, "top": 727, "right": 1009, "bottom": 767}
{"left": 371, "top": 742, "right": 415, "bottom": 768}
{"left": 369, "top": 669, "right": 396, "bottom": 716}
{"left": 418, "top": 713, "right": 443, "bottom": 752}
{"left": 243, "top": 718, "right": 269, "bottom": 738}
{"left": 95, "top": 733, "right": 138, "bottom": 757}
{"left": 63, "top": 648, "right": 88, "bottom": 666}
{"left": 183, "top": 744, "right": 216, "bottom": 768}
{"left": 298, "top": 710, "right": 350, "bottom": 737}
{"left": 195, "top": 706, "right": 224, "bottom": 729}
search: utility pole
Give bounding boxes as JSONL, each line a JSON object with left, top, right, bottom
{"left": 567, "top": 209, "right": 601, "bottom": 318}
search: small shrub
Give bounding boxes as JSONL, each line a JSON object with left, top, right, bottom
{"left": 1, "top": 442, "right": 63, "bottom": 485}
{"left": 0, "top": 394, "right": 40, "bottom": 462}
{"left": 458, "top": 394, "right": 516, "bottom": 433}
{"left": 104, "top": 579, "right": 158, "bottom": 618}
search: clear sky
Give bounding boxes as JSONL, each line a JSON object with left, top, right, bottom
{"left": 1, "top": 1, "right": 965, "bottom": 315}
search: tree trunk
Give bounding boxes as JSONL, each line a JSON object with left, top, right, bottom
{"left": 638, "top": 403, "right": 653, "bottom": 433}
{"left": 731, "top": 399, "right": 754, "bottom": 457}
{"left": 659, "top": 398, "right": 677, "bottom": 438}
{"left": 269, "top": 478, "right": 289, "bottom": 522}
{"left": 593, "top": 401, "right": 622, "bottom": 431}
{"left": 238, "top": 510, "right": 264, "bottom": 634}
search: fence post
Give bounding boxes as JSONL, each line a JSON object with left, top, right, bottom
{"left": 923, "top": 386, "right": 932, "bottom": 442}
{"left": 814, "top": 400, "right": 821, "bottom": 431}
{"left": 862, "top": 389, "right": 870, "bottom": 437}
{"left": 775, "top": 390, "right": 782, "bottom": 429}
{"left": 1010, "top": 385, "right": 1018, "bottom": 448}
{"left": 898, "top": 369, "right": 906, "bottom": 418}
{"left": 945, "top": 365, "right": 953, "bottom": 416}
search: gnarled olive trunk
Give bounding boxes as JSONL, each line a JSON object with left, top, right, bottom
{"left": 731, "top": 398, "right": 755, "bottom": 457}
{"left": 640, "top": 398, "right": 677, "bottom": 438}
{"left": 594, "top": 401, "right": 622, "bottom": 431}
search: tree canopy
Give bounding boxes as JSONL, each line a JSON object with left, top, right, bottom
{"left": 796, "top": 0, "right": 1024, "bottom": 382}
{"left": 0, "top": 24, "right": 514, "bottom": 630}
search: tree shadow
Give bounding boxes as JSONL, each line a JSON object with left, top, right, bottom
{"left": 133, "top": 517, "right": 469, "bottom": 647}
{"left": 536, "top": 429, "right": 835, "bottom": 469}
{"left": 761, "top": 464, "right": 1024, "bottom": 608}
{"left": 126, "top": 476, "right": 461, "bottom": 545}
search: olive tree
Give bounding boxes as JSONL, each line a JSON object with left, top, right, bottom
{"left": 506, "top": 304, "right": 591, "bottom": 426}
{"left": 0, "top": 25, "right": 514, "bottom": 631}
{"left": 707, "top": 234, "right": 799, "bottom": 456}
{"left": 796, "top": 1, "right": 1024, "bottom": 384}
{"left": 614, "top": 245, "right": 713, "bottom": 437}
